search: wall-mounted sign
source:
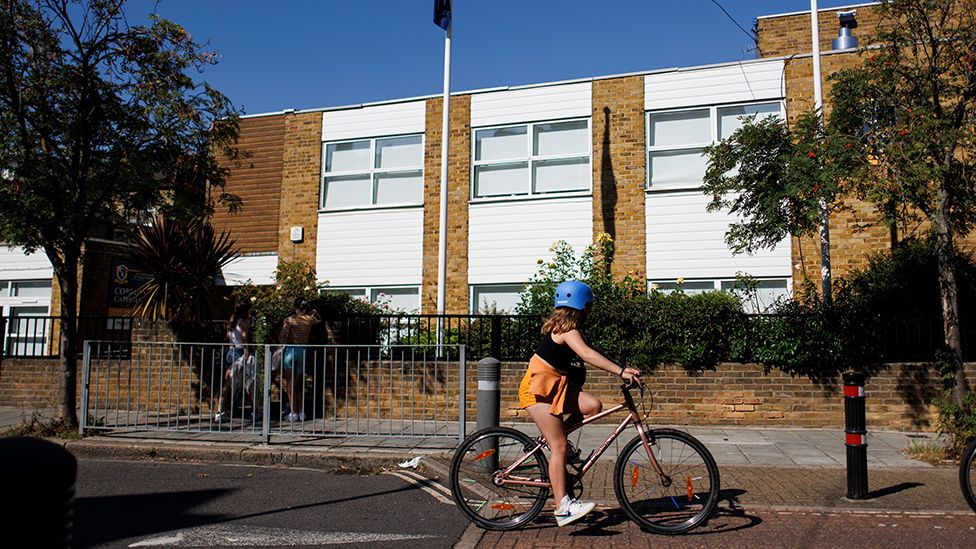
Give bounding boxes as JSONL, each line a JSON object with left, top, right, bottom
{"left": 107, "top": 259, "right": 153, "bottom": 316}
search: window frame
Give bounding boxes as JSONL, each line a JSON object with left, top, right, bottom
{"left": 320, "top": 133, "right": 425, "bottom": 211}
{"left": 469, "top": 283, "right": 526, "bottom": 314}
{"left": 470, "top": 117, "right": 592, "bottom": 201}
{"left": 645, "top": 100, "right": 784, "bottom": 193}
{"left": 647, "top": 276, "right": 791, "bottom": 313}
{"left": 326, "top": 285, "right": 421, "bottom": 314}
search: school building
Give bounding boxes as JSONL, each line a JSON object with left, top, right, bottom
{"left": 0, "top": 2, "right": 938, "bottom": 323}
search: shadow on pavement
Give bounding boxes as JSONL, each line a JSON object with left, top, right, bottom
{"left": 75, "top": 489, "right": 231, "bottom": 547}
{"left": 865, "top": 482, "right": 924, "bottom": 500}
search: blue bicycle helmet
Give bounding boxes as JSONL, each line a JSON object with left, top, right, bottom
{"left": 554, "top": 280, "right": 594, "bottom": 310}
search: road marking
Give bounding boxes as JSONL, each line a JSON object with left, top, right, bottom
{"left": 129, "top": 524, "right": 439, "bottom": 547}
{"left": 384, "top": 470, "right": 455, "bottom": 505}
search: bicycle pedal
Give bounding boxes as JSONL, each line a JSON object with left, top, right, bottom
{"left": 568, "top": 450, "right": 593, "bottom": 470}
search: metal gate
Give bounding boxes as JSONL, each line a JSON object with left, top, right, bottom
{"left": 80, "top": 341, "right": 467, "bottom": 443}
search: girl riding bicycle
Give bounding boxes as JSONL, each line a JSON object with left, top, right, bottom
{"left": 518, "top": 280, "right": 641, "bottom": 526}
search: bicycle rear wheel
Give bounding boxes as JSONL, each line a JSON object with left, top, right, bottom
{"left": 449, "top": 427, "right": 549, "bottom": 530}
{"left": 961, "top": 438, "right": 976, "bottom": 514}
{"left": 614, "top": 428, "right": 720, "bottom": 534}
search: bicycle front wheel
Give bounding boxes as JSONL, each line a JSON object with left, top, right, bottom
{"left": 614, "top": 428, "right": 720, "bottom": 534}
{"left": 449, "top": 427, "right": 549, "bottom": 530}
{"left": 961, "top": 438, "right": 976, "bottom": 514}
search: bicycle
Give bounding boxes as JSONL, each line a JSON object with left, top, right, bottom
{"left": 448, "top": 379, "right": 720, "bottom": 533}
{"left": 961, "top": 438, "right": 976, "bottom": 514}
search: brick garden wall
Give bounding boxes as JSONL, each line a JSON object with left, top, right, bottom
{"left": 4, "top": 346, "right": 972, "bottom": 432}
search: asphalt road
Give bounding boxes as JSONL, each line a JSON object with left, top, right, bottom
{"left": 73, "top": 459, "right": 470, "bottom": 548}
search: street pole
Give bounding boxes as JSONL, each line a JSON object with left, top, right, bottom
{"left": 436, "top": 7, "right": 452, "bottom": 354}
{"left": 811, "top": 0, "right": 832, "bottom": 306}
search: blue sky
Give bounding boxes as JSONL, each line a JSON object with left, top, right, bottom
{"left": 124, "top": 0, "right": 865, "bottom": 115}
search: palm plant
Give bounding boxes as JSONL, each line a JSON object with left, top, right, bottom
{"left": 130, "top": 214, "right": 239, "bottom": 321}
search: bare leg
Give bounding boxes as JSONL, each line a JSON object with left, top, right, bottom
{"left": 578, "top": 391, "right": 602, "bottom": 417}
{"left": 526, "top": 404, "right": 568, "bottom": 503}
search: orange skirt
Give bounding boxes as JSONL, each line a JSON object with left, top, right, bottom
{"left": 518, "top": 355, "right": 580, "bottom": 416}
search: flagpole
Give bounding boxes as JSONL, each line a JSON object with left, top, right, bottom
{"left": 436, "top": 8, "right": 452, "bottom": 352}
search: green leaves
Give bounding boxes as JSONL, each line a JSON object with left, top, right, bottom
{"left": 702, "top": 111, "right": 848, "bottom": 255}
{"left": 129, "top": 214, "right": 239, "bottom": 322}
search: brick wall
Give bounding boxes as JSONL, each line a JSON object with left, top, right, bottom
{"left": 759, "top": 5, "right": 899, "bottom": 285}
{"left": 592, "top": 76, "right": 647, "bottom": 281}
{"left": 278, "top": 112, "right": 323, "bottom": 266}
{"left": 465, "top": 361, "right": 976, "bottom": 431}
{"left": 757, "top": 4, "right": 885, "bottom": 59}
{"left": 422, "top": 95, "right": 472, "bottom": 314}
{"left": 4, "top": 350, "right": 970, "bottom": 431}
{"left": 213, "top": 114, "right": 285, "bottom": 254}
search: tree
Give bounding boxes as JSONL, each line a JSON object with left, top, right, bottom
{"left": 129, "top": 214, "right": 239, "bottom": 322}
{"left": 0, "top": 0, "right": 242, "bottom": 427}
{"left": 828, "top": 0, "right": 976, "bottom": 409}
{"left": 702, "top": 111, "right": 853, "bottom": 255}
{"left": 703, "top": 0, "right": 976, "bottom": 408}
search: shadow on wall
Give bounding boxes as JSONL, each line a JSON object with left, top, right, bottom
{"left": 895, "top": 363, "right": 940, "bottom": 429}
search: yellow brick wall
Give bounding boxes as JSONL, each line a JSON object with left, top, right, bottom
{"left": 761, "top": 4, "right": 900, "bottom": 285}
{"left": 277, "top": 112, "right": 322, "bottom": 266}
{"left": 422, "top": 95, "right": 472, "bottom": 314}
{"left": 592, "top": 76, "right": 647, "bottom": 281}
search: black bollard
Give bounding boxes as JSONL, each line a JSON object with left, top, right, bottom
{"left": 0, "top": 436, "right": 78, "bottom": 547}
{"left": 843, "top": 372, "right": 868, "bottom": 499}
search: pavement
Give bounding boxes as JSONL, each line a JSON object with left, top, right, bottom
{"left": 3, "top": 406, "right": 974, "bottom": 546}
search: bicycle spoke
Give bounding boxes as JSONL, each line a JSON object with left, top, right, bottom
{"left": 614, "top": 430, "right": 720, "bottom": 534}
{"left": 450, "top": 427, "right": 548, "bottom": 531}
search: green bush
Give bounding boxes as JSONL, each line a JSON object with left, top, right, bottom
{"left": 233, "top": 260, "right": 384, "bottom": 345}
{"left": 514, "top": 234, "right": 748, "bottom": 372}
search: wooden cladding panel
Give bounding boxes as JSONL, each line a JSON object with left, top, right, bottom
{"left": 214, "top": 115, "right": 286, "bottom": 254}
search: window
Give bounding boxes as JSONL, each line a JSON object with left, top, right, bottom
{"left": 646, "top": 102, "right": 781, "bottom": 191}
{"left": 4, "top": 306, "right": 49, "bottom": 356}
{"left": 328, "top": 286, "right": 420, "bottom": 313}
{"left": 648, "top": 277, "right": 789, "bottom": 313}
{"left": 720, "top": 279, "right": 789, "bottom": 314}
{"left": 471, "top": 284, "right": 524, "bottom": 314}
{"left": 473, "top": 119, "right": 590, "bottom": 198}
{"left": 321, "top": 135, "right": 423, "bottom": 209}
{"left": 1, "top": 279, "right": 53, "bottom": 355}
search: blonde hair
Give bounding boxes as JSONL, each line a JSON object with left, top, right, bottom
{"left": 542, "top": 307, "right": 587, "bottom": 335}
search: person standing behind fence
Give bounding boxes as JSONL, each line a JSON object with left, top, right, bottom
{"left": 215, "top": 302, "right": 251, "bottom": 422}
{"left": 279, "top": 298, "right": 320, "bottom": 422}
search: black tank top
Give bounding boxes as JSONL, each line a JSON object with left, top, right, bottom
{"left": 535, "top": 333, "right": 586, "bottom": 386}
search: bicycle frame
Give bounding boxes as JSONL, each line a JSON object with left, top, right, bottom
{"left": 496, "top": 384, "right": 671, "bottom": 489}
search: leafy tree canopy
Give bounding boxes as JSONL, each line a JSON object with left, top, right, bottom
{"left": 0, "top": 0, "right": 242, "bottom": 262}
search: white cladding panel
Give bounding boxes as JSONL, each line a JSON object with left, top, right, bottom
{"left": 221, "top": 254, "right": 278, "bottom": 286}
{"left": 0, "top": 246, "right": 53, "bottom": 279}
{"left": 645, "top": 60, "right": 785, "bottom": 110}
{"left": 471, "top": 82, "right": 592, "bottom": 127}
{"left": 321, "top": 100, "right": 426, "bottom": 141}
{"left": 316, "top": 208, "right": 423, "bottom": 286}
{"left": 469, "top": 197, "right": 592, "bottom": 284}
{"left": 646, "top": 191, "right": 790, "bottom": 280}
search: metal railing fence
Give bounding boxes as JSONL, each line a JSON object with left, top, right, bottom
{"left": 331, "top": 313, "right": 542, "bottom": 361}
{"left": 0, "top": 315, "right": 132, "bottom": 359}
{"left": 80, "top": 341, "right": 467, "bottom": 443}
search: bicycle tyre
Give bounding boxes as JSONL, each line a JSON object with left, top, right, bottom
{"left": 613, "top": 428, "right": 720, "bottom": 534}
{"left": 449, "top": 427, "right": 549, "bottom": 530}
{"left": 960, "top": 438, "right": 976, "bottom": 514}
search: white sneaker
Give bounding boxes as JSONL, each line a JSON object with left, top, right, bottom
{"left": 553, "top": 496, "right": 595, "bottom": 527}
{"left": 287, "top": 412, "right": 305, "bottom": 422}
